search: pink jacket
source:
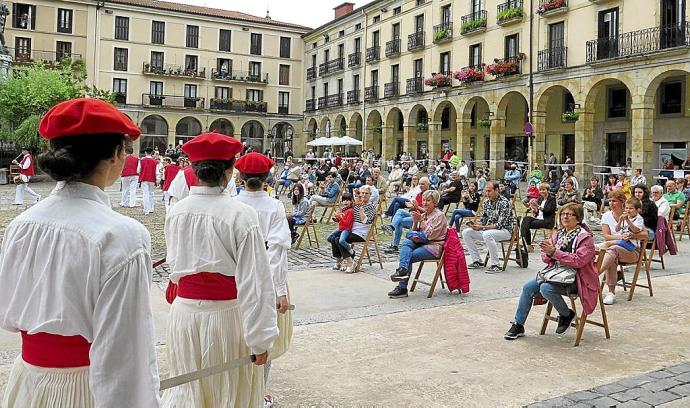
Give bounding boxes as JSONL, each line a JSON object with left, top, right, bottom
{"left": 541, "top": 227, "right": 599, "bottom": 315}
{"left": 655, "top": 216, "right": 677, "bottom": 256}
{"left": 443, "top": 228, "right": 470, "bottom": 293}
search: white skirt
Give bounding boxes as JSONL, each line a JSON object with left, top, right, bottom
{"left": 161, "top": 298, "right": 263, "bottom": 408}
{"left": 271, "top": 290, "right": 293, "bottom": 361}
{"left": 2, "top": 357, "right": 94, "bottom": 408}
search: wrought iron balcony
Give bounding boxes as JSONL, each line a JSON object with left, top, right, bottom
{"left": 537, "top": 0, "right": 567, "bottom": 16}
{"left": 318, "top": 57, "right": 345, "bottom": 76}
{"left": 9, "top": 48, "right": 82, "bottom": 65}
{"left": 433, "top": 22, "right": 453, "bottom": 43}
{"left": 144, "top": 63, "right": 206, "bottom": 79}
{"left": 461, "top": 10, "right": 487, "bottom": 35}
{"left": 142, "top": 94, "right": 205, "bottom": 109}
{"left": 348, "top": 52, "right": 361, "bottom": 67}
{"left": 305, "top": 99, "right": 316, "bottom": 112}
{"left": 306, "top": 67, "right": 316, "bottom": 81}
{"left": 538, "top": 46, "right": 567, "bottom": 71}
{"left": 364, "top": 86, "right": 379, "bottom": 102}
{"left": 408, "top": 31, "right": 425, "bottom": 51}
{"left": 586, "top": 23, "right": 690, "bottom": 63}
{"left": 347, "top": 90, "right": 361, "bottom": 104}
{"left": 406, "top": 78, "right": 424, "bottom": 94}
{"left": 210, "top": 69, "right": 268, "bottom": 84}
{"left": 385, "top": 38, "right": 401, "bottom": 57}
{"left": 114, "top": 92, "right": 127, "bottom": 104}
{"left": 487, "top": 56, "right": 521, "bottom": 77}
{"left": 209, "top": 98, "right": 268, "bottom": 113}
{"left": 317, "top": 94, "right": 343, "bottom": 109}
{"left": 497, "top": 0, "right": 524, "bottom": 26}
{"left": 384, "top": 82, "right": 400, "bottom": 98}
{"left": 366, "top": 46, "right": 380, "bottom": 62}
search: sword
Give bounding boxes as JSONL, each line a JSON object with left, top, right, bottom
{"left": 152, "top": 258, "right": 166, "bottom": 268}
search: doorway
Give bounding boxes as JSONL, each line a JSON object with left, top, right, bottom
{"left": 606, "top": 133, "right": 627, "bottom": 166}
{"left": 562, "top": 134, "right": 575, "bottom": 164}
{"left": 597, "top": 8, "right": 619, "bottom": 59}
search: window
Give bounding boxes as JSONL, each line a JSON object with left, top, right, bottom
{"left": 280, "top": 36, "right": 291, "bottom": 58}
{"left": 373, "top": 15, "right": 381, "bottom": 23}
{"left": 150, "top": 51, "right": 164, "bottom": 71}
{"left": 185, "top": 55, "right": 198, "bottom": 73}
{"left": 440, "top": 52, "right": 450, "bottom": 75}
{"left": 12, "top": 4, "right": 36, "bottom": 29}
{"left": 416, "top": 0, "right": 425, "bottom": 6}
{"left": 505, "top": 34, "right": 519, "bottom": 59}
{"left": 278, "top": 92, "right": 289, "bottom": 114}
{"left": 14, "top": 37, "right": 31, "bottom": 60}
{"left": 113, "top": 79, "right": 127, "bottom": 104}
{"left": 391, "top": 64, "right": 399, "bottom": 82}
{"left": 184, "top": 84, "right": 197, "bottom": 98}
{"left": 56, "top": 41, "right": 72, "bottom": 61}
{"left": 186, "top": 25, "right": 199, "bottom": 48}
{"left": 249, "top": 61, "right": 262, "bottom": 80}
{"left": 151, "top": 21, "right": 165, "bottom": 44}
{"left": 608, "top": 87, "right": 628, "bottom": 118}
{"left": 660, "top": 80, "right": 683, "bottom": 115}
{"left": 247, "top": 89, "right": 263, "bottom": 102}
{"left": 469, "top": 43, "right": 482, "bottom": 67}
{"left": 250, "top": 33, "right": 262, "bottom": 55}
{"left": 311, "top": 54, "right": 317, "bottom": 68}
{"left": 324, "top": 34, "right": 330, "bottom": 43}
{"left": 392, "top": 23, "right": 400, "bottom": 39}
{"left": 371, "top": 69, "right": 379, "bottom": 86}
{"left": 115, "top": 16, "right": 129, "bottom": 40}
{"left": 150, "top": 81, "right": 163, "bottom": 96}
{"left": 323, "top": 83, "right": 329, "bottom": 97}
{"left": 353, "top": 74, "right": 360, "bottom": 90}
{"left": 441, "top": 4, "right": 451, "bottom": 24}
{"left": 413, "top": 59, "right": 423, "bottom": 78}
{"left": 219, "top": 29, "right": 231, "bottom": 52}
{"left": 373, "top": 30, "right": 380, "bottom": 46}
{"left": 548, "top": 22, "right": 564, "bottom": 50}
{"left": 279, "top": 64, "right": 290, "bottom": 85}
{"left": 324, "top": 49, "right": 330, "bottom": 62}
{"left": 57, "top": 8, "right": 73, "bottom": 33}
{"left": 312, "top": 42, "right": 317, "bottom": 49}
{"left": 216, "top": 58, "right": 231, "bottom": 77}
{"left": 339, "top": 30, "right": 345, "bottom": 38}
{"left": 471, "top": 0, "right": 482, "bottom": 14}
{"left": 355, "top": 23, "right": 362, "bottom": 30}
{"left": 354, "top": 37, "right": 361, "bottom": 52}
{"left": 563, "top": 92, "right": 575, "bottom": 113}
{"left": 393, "top": 6, "right": 402, "bottom": 15}
{"left": 215, "top": 86, "right": 231, "bottom": 99}
{"left": 113, "top": 47, "right": 128, "bottom": 71}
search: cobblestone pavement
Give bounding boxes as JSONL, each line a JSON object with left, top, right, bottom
{"left": 529, "top": 363, "right": 690, "bottom": 407}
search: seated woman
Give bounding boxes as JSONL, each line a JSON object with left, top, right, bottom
{"left": 327, "top": 186, "right": 377, "bottom": 273}
{"left": 505, "top": 203, "right": 599, "bottom": 340}
{"left": 557, "top": 179, "right": 581, "bottom": 207}
{"left": 385, "top": 175, "right": 420, "bottom": 217}
{"left": 546, "top": 170, "right": 561, "bottom": 195}
{"left": 308, "top": 172, "right": 340, "bottom": 210}
{"left": 388, "top": 190, "right": 447, "bottom": 299}
{"left": 287, "top": 184, "right": 309, "bottom": 243}
{"left": 634, "top": 184, "right": 658, "bottom": 241}
{"left": 520, "top": 183, "right": 557, "bottom": 252}
{"left": 449, "top": 181, "right": 481, "bottom": 230}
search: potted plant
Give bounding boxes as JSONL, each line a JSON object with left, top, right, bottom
{"left": 143, "top": 62, "right": 151, "bottom": 73}
{"left": 416, "top": 121, "right": 428, "bottom": 132}
{"left": 424, "top": 73, "right": 452, "bottom": 88}
{"left": 336, "top": 128, "right": 347, "bottom": 137}
{"left": 537, "top": 0, "right": 566, "bottom": 15}
{"left": 485, "top": 59, "right": 520, "bottom": 77}
{"left": 561, "top": 111, "right": 579, "bottom": 122}
{"left": 454, "top": 66, "right": 485, "bottom": 84}
{"left": 461, "top": 18, "right": 487, "bottom": 33}
{"left": 148, "top": 94, "right": 164, "bottom": 106}
{"left": 497, "top": 6, "right": 523, "bottom": 23}
{"left": 478, "top": 119, "right": 492, "bottom": 128}
{"left": 433, "top": 27, "right": 450, "bottom": 42}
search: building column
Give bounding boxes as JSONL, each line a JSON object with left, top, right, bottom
{"left": 428, "top": 121, "right": 442, "bottom": 160}
{"left": 456, "top": 118, "right": 471, "bottom": 164}
{"left": 364, "top": 126, "right": 375, "bottom": 152}
{"left": 403, "top": 124, "right": 415, "bottom": 158}
{"left": 490, "top": 116, "right": 506, "bottom": 180}
{"left": 381, "top": 125, "right": 394, "bottom": 165}
{"left": 574, "top": 108, "right": 594, "bottom": 184}
{"left": 631, "top": 102, "right": 655, "bottom": 183}
{"left": 532, "top": 110, "right": 547, "bottom": 171}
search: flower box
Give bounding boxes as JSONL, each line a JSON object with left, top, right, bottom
{"left": 461, "top": 18, "right": 487, "bottom": 34}
{"left": 424, "top": 73, "right": 452, "bottom": 88}
{"left": 537, "top": 0, "right": 567, "bottom": 15}
{"left": 433, "top": 28, "right": 451, "bottom": 43}
{"left": 497, "top": 7, "right": 524, "bottom": 25}
{"left": 486, "top": 59, "right": 520, "bottom": 77}
{"left": 454, "top": 66, "right": 485, "bottom": 84}
{"left": 561, "top": 111, "right": 579, "bottom": 122}
{"left": 478, "top": 119, "right": 492, "bottom": 128}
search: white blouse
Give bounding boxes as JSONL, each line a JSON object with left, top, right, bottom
{"left": 167, "top": 170, "right": 237, "bottom": 205}
{"left": 0, "top": 182, "right": 160, "bottom": 407}
{"left": 233, "top": 190, "right": 291, "bottom": 297}
{"left": 165, "top": 186, "right": 278, "bottom": 354}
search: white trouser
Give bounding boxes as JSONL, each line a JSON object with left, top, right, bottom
{"left": 14, "top": 178, "right": 39, "bottom": 204}
{"left": 462, "top": 227, "right": 512, "bottom": 266}
{"left": 582, "top": 201, "right": 599, "bottom": 222}
{"left": 120, "top": 176, "right": 138, "bottom": 207}
{"left": 141, "top": 181, "right": 155, "bottom": 214}
{"left": 163, "top": 191, "right": 171, "bottom": 213}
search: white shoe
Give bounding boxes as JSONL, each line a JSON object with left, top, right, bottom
{"left": 332, "top": 262, "right": 342, "bottom": 270}
{"left": 603, "top": 292, "right": 616, "bottom": 305}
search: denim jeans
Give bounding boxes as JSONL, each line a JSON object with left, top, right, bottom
{"left": 449, "top": 208, "right": 475, "bottom": 229}
{"left": 391, "top": 209, "right": 413, "bottom": 247}
{"left": 327, "top": 229, "right": 352, "bottom": 259}
{"left": 514, "top": 278, "right": 576, "bottom": 325}
{"left": 397, "top": 239, "right": 436, "bottom": 288}
{"left": 386, "top": 197, "right": 410, "bottom": 217}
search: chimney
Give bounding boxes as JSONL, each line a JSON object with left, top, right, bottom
{"left": 334, "top": 2, "right": 355, "bottom": 19}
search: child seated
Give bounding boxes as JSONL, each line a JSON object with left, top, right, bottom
{"left": 600, "top": 197, "right": 645, "bottom": 252}
{"left": 327, "top": 193, "right": 355, "bottom": 271}
{"left": 523, "top": 181, "right": 540, "bottom": 205}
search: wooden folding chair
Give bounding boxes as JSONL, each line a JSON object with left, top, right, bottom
{"left": 444, "top": 200, "right": 461, "bottom": 216}
{"left": 484, "top": 217, "right": 523, "bottom": 271}
{"left": 540, "top": 249, "right": 611, "bottom": 346}
{"left": 353, "top": 210, "right": 384, "bottom": 273}
{"left": 531, "top": 227, "right": 554, "bottom": 243}
{"left": 616, "top": 238, "right": 652, "bottom": 301}
{"left": 319, "top": 182, "right": 345, "bottom": 224}
{"left": 643, "top": 238, "right": 665, "bottom": 271}
{"left": 410, "top": 248, "right": 446, "bottom": 298}
{"left": 674, "top": 202, "right": 690, "bottom": 241}
{"left": 294, "top": 207, "right": 319, "bottom": 250}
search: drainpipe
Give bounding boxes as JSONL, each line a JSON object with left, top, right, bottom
{"left": 528, "top": 0, "right": 535, "bottom": 173}
{"left": 361, "top": 7, "right": 368, "bottom": 157}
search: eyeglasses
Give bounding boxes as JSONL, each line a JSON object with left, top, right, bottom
{"left": 560, "top": 212, "right": 577, "bottom": 217}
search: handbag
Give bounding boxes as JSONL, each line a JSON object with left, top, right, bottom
{"left": 405, "top": 230, "right": 429, "bottom": 244}
{"left": 515, "top": 238, "right": 529, "bottom": 268}
{"left": 537, "top": 262, "right": 576, "bottom": 286}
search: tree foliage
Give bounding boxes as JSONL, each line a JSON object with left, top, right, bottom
{"left": 0, "top": 59, "right": 113, "bottom": 150}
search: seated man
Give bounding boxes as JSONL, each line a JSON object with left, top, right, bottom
{"left": 385, "top": 175, "right": 420, "bottom": 217}
{"left": 387, "top": 165, "right": 404, "bottom": 194}
{"left": 365, "top": 175, "right": 380, "bottom": 205}
{"left": 449, "top": 182, "right": 481, "bottom": 230}
{"left": 309, "top": 172, "right": 341, "bottom": 210}
{"left": 348, "top": 163, "right": 371, "bottom": 192}
{"left": 462, "top": 181, "right": 515, "bottom": 274}
{"left": 382, "top": 177, "right": 431, "bottom": 253}
{"left": 664, "top": 180, "right": 686, "bottom": 220}
{"left": 437, "top": 172, "right": 463, "bottom": 209}
{"left": 504, "top": 163, "right": 522, "bottom": 195}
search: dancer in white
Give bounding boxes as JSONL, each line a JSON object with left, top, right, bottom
{"left": 119, "top": 145, "right": 139, "bottom": 207}
{"left": 11, "top": 147, "right": 40, "bottom": 205}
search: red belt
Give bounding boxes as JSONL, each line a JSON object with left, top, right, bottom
{"left": 166, "top": 272, "right": 237, "bottom": 304}
{"left": 21, "top": 331, "right": 91, "bottom": 368}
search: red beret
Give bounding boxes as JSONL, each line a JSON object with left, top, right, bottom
{"left": 235, "top": 152, "right": 275, "bottom": 175}
{"left": 182, "top": 132, "right": 242, "bottom": 163}
{"left": 39, "top": 98, "right": 141, "bottom": 140}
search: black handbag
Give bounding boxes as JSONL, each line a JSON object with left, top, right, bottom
{"left": 515, "top": 238, "right": 529, "bottom": 268}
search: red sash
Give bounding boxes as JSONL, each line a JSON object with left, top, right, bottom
{"left": 166, "top": 272, "right": 237, "bottom": 304}
{"left": 21, "top": 331, "right": 91, "bottom": 368}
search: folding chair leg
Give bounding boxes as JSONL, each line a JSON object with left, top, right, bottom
{"left": 573, "top": 309, "right": 587, "bottom": 347}
{"left": 373, "top": 241, "right": 383, "bottom": 269}
{"left": 410, "top": 262, "right": 424, "bottom": 292}
{"left": 627, "top": 263, "right": 643, "bottom": 301}
{"left": 313, "top": 226, "right": 320, "bottom": 248}
{"left": 600, "top": 292, "right": 611, "bottom": 339}
{"left": 645, "top": 266, "right": 654, "bottom": 297}
{"left": 539, "top": 303, "right": 553, "bottom": 335}
{"left": 427, "top": 263, "right": 444, "bottom": 298}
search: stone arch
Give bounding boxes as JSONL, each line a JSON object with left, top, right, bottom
{"left": 461, "top": 96, "right": 492, "bottom": 166}
{"left": 348, "top": 112, "right": 363, "bottom": 140}
{"left": 334, "top": 114, "right": 347, "bottom": 136}
{"left": 306, "top": 117, "right": 318, "bottom": 136}
{"left": 535, "top": 85, "right": 578, "bottom": 113}
{"left": 408, "top": 104, "right": 429, "bottom": 126}
{"left": 643, "top": 68, "right": 690, "bottom": 106}
{"left": 319, "top": 116, "right": 332, "bottom": 136}
{"left": 433, "top": 101, "right": 458, "bottom": 157}
{"left": 583, "top": 77, "right": 634, "bottom": 112}
{"left": 496, "top": 91, "right": 530, "bottom": 165}
{"left": 365, "top": 110, "right": 383, "bottom": 155}
{"left": 174, "top": 116, "right": 202, "bottom": 146}
{"left": 241, "top": 120, "right": 265, "bottom": 152}
{"left": 209, "top": 118, "right": 234, "bottom": 136}
{"left": 140, "top": 114, "right": 169, "bottom": 153}
{"left": 271, "top": 122, "right": 294, "bottom": 158}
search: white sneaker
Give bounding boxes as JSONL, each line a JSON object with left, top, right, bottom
{"left": 603, "top": 292, "right": 616, "bottom": 305}
{"left": 332, "top": 262, "right": 342, "bottom": 270}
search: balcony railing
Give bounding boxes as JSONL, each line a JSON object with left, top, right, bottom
{"left": 318, "top": 93, "right": 343, "bottom": 109}
{"left": 366, "top": 46, "right": 380, "bottom": 62}
{"left": 384, "top": 82, "right": 400, "bottom": 98}
{"left": 209, "top": 98, "right": 268, "bottom": 113}
{"left": 385, "top": 38, "right": 401, "bottom": 57}
{"left": 406, "top": 77, "right": 424, "bottom": 94}
{"left": 461, "top": 10, "right": 488, "bottom": 35}
{"left": 348, "top": 52, "right": 361, "bottom": 67}
{"left": 305, "top": 99, "right": 316, "bottom": 112}
{"left": 408, "top": 31, "right": 425, "bottom": 51}
{"left": 9, "top": 48, "right": 83, "bottom": 65}
{"left": 142, "top": 94, "right": 205, "bottom": 109}
{"left": 538, "top": 46, "right": 567, "bottom": 71}
{"left": 364, "top": 86, "right": 378, "bottom": 102}
{"left": 144, "top": 63, "right": 206, "bottom": 79}
{"left": 586, "top": 23, "right": 690, "bottom": 63}
{"left": 307, "top": 67, "right": 316, "bottom": 81}
{"left": 497, "top": 0, "right": 524, "bottom": 25}
{"left": 347, "top": 90, "right": 361, "bottom": 104}
{"left": 433, "top": 22, "right": 453, "bottom": 43}
{"left": 318, "top": 57, "right": 344, "bottom": 76}
{"left": 537, "top": 0, "right": 567, "bottom": 16}
{"left": 210, "top": 69, "right": 268, "bottom": 84}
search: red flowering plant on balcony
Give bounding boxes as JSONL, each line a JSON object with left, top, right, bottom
{"left": 485, "top": 59, "right": 520, "bottom": 77}
{"left": 423, "top": 73, "right": 452, "bottom": 88}
{"left": 454, "top": 65, "right": 485, "bottom": 84}
{"left": 537, "top": 0, "right": 566, "bottom": 15}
